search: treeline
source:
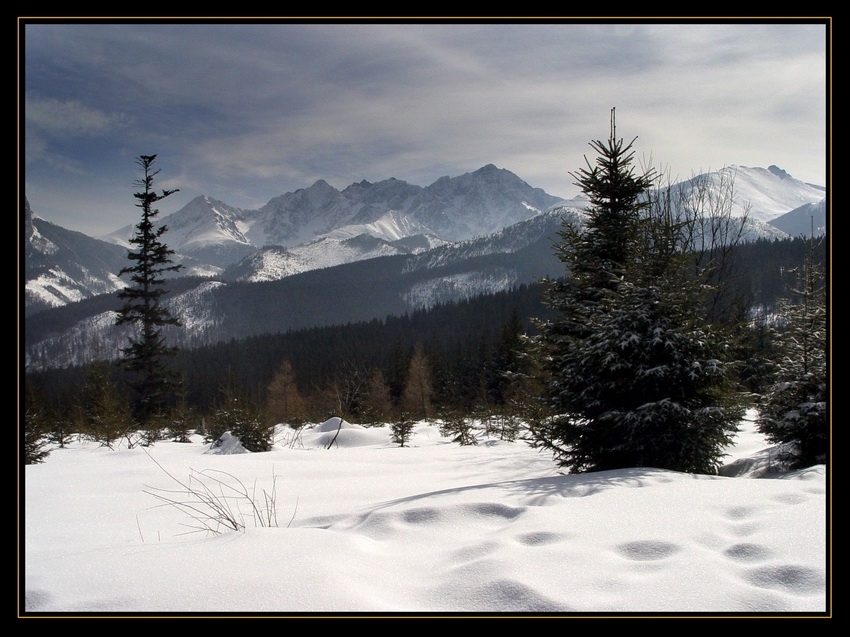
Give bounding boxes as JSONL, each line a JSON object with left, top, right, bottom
{"left": 24, "top": 233, "right": 825, "bottom": 445}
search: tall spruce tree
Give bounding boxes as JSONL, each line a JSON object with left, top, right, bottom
{"left": 531, "top": 110, "right": 744, "bottom": 474}
{"left": 116, "top": 155, "right": 183, "bottom": 425}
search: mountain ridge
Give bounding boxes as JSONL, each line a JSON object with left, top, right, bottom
{"left": 23, "top": 162, "right": 826, "bottom": 369}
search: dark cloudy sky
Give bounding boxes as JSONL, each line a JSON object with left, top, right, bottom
{"left": 21, "top": 19, "right": 829, "bottom": 236}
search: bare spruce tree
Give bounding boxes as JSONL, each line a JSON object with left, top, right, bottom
{"left": 401, "top": 344, "right": 433, "bottom": 421}
{"left": 265, "top": 360, "right": 307, "bottom": 427}
{"left": 116, "top": 154, "right": 183, "bottom": 426}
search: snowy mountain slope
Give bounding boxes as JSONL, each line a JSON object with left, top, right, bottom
{"left": 224, "top": 223, "right": 448, "bottom": 284}
{"left": 668, "top": 165, "right": 825, "bottom": 224}
{"left": 24, "top": 199, "right": 128, "bottom": 317}
{"left": 400, "top": 267, "right": 522, "bottom": 309}
{"left": 222, "top": 235, "right": 412, "bottom": 283}
{"left": 223, "top": 203, "right": 572, "bottom": 285}
{"left": 320, "top": 209, "right": 443, "bottom": 243}
{"left": 769, "top": 199, "right": 827, "bottom": 237}
{"left": 229, "top": 164, "right": 814, "bottom": 285}
{"left": 94, "top": 164, "right": 565, "bottom": 257}
{"left": 245, "top": 178, "right": 366, "bottom": 248}
{"left": 402, "top": 205, "right": 583, "bottom": 274}
{"left": 402, "top": 163, "right": 566, "bottom": 241}
{"left": 25, "top": 280, "right": 228, "bottom": 370}
{"left": 102, "top": 195, "right": 256, "bottom": 269}
{"left": 22, "top": 216, "right": 819, "bottom": 372}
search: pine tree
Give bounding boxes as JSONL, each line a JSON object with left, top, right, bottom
{"left": 532, "top": 110, "right": 744, "bottom": 474}
{"left": 757, "top": 232, "right": 828, "bottom": 467}
{"left": 116, "top": 155, "right": 183, "bottom": 425}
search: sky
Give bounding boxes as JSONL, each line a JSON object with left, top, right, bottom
{"left": 22, "top": 410, "right": 829, "bottom": 616}
{"left": 20, "top": 19, "right": 829, "bottom": 237}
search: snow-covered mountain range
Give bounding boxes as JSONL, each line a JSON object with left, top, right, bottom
{"left": 101, "top": 164, "right": 565, "bottom": 266}
{"left": 23, "top": 163, "right": 826, "bottom": 370}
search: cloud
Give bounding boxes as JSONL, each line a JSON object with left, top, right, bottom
{"left": 22, "top": 21, "right": 828, "bottom": 234}
{"left": 25, "top": 94, "right": 127, "bottom": 138}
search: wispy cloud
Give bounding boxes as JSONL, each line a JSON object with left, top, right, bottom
{"left": 26, "top": 94, "right": 127, "bottom": 138}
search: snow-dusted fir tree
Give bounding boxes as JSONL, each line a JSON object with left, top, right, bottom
{"left": 116, "top": 155, "right": 183, "bottom": 426}
{"left": 391, "top": 413, "right": 416, "bottom": 447}
{"left": 757, "top": 232, "right": 828, "bottom": 467}
{"left": 531, "top": 110, "right": 744, "bottom": 474}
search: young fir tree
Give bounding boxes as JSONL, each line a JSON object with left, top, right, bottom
{"left": 532, "top": 110, "right": 744, "bottom": 474}
{"left": 439, "top": 410, "right": 479, "bottom": 446}
{"left": 757, "top": 232, "right": 828, "bottom": 467}
{"left": 391, "top": 413, "right": 416, "bottom": 447}
{"left": 115, "top": 155, "right": 183, "bottom": 426}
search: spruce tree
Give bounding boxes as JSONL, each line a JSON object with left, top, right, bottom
{"left": 757, "top": 232, "right": 828, "bottom": 467}
{"left": 116, "top": 155, "right": 183, "bottom": 425}
{"left": 485, "top": 307, "right": 525, "bottom": 406}
{"left": 532, "top": 110, "right": 744, "bottom": 474}
{"left": 391, "top": 413, "right": 416, "bottom": 447}
{"left": 439, "top": 410, "right": 479, "bottom": 446}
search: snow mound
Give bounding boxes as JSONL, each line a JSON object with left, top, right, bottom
{"left": 205, "top": 431, "right": 249, "bottom": 455}
{"left": 296, "top": 417, "right": 396, "bottom": 449}
{"left": 314, "top": 417, "right": 363, "bottom": 433}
